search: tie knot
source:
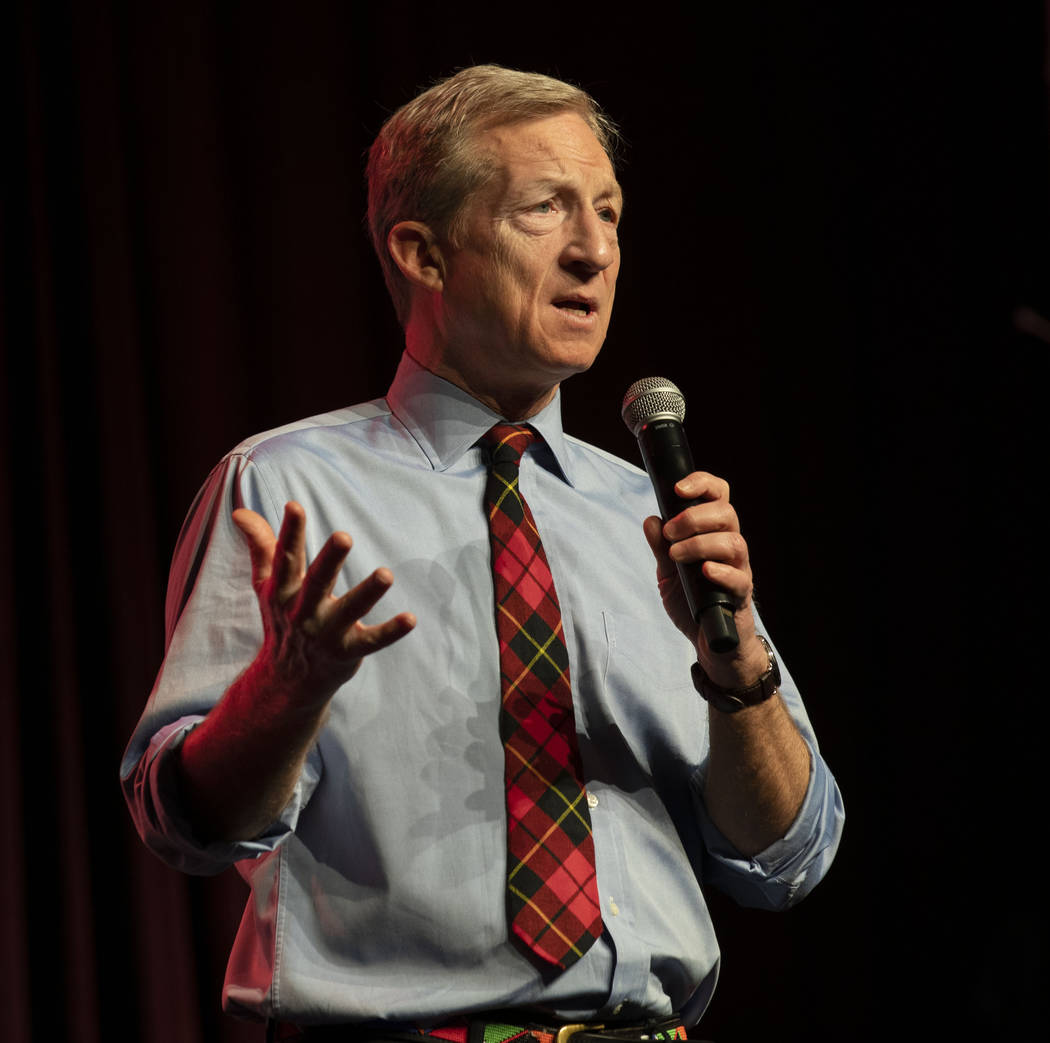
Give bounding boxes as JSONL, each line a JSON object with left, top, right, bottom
{"left": 483, "top": 424, "right": 536, "bottom": 471}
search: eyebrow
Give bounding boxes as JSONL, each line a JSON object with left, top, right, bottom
{"left": 512, "top": 176, "right": 624, "bottom": 209}
{"left": 599, "top": 184, "right": 625, "bottom": 213}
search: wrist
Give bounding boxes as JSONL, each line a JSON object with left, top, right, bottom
{"left": 692, "top": 634, "right": 780, "bottom": 714}
{"left": 215, "top": 661, "right": 333, "bottom": 749}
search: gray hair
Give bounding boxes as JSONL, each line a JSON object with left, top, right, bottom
{"left": 366, "top": 65, "right": 620, "bottom": 325}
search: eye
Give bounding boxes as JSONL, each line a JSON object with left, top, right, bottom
{"left": 531, "top": 200, "right": 557, "bottom": 215}
{"left": 597, "top": 205, "right": 618, "bottom": 225}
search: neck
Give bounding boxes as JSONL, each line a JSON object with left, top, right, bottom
{"left": 404, "top": 341, "right": 559, "bottom": 421}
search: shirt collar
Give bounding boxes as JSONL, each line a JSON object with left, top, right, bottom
{"left": 385, "top": 351, "right": 576, "bottom": 487}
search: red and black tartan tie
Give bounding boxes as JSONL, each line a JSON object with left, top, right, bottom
{"left": 482, "top": 424, "right": 602, "bottom": 971}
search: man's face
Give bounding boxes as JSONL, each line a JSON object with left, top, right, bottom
{"left": 433, "top": 111, "right": 622, "bottom": 416}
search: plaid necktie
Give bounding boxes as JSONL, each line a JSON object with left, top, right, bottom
{"left": 481, "top": 424, "right": 602, "bottom": 971}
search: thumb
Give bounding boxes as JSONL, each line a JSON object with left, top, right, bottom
{"left": 643, "top": 515, "right": 676, "bottom": 582}
{"left": 232, "top": 508, "right": 277, "bottom": 588}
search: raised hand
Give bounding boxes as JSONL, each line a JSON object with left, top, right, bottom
{"left": 177, "top": 502, "right": 415, "bottom": 841}
{"left": 234, "top": 502, "right": 416, "bottom": 707}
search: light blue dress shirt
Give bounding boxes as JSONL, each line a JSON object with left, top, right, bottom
{"left": 121, "top": 352, "right": 843, "bottom": 1027}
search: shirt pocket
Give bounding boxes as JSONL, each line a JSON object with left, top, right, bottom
{"left": 602, "top": 609, "right": 698, "bottom": 694}
{"left": 597, "top": 610, "right": 704, "bottom": 766}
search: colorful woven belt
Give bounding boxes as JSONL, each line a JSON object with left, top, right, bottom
{"left": 411, "top": 1015, "right": 688, "bottom": 1043}
{"left": 270, "top": 1014, "right": 689, "bottom": 1043}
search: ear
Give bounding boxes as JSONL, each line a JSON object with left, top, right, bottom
{"left": 387, "top": 221, "right": 446, "bottom": 293}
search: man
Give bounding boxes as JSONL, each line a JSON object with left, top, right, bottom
{"left": 122, "top": 65, "right": 843, "bottom": 1037}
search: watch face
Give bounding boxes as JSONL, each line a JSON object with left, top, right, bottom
{"left": 757, "top": 635, "right": 781, "bottom": 690}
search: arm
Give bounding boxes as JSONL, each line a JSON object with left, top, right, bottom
{"left": 642, "top": 472, "right": 809, "bottom": 857}
{"left": 176, "top": 501, "right": 416, "bottom": 842}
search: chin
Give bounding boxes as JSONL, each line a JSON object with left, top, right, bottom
{"left": 549, "top": 341, "right": 605, "bottom": 376}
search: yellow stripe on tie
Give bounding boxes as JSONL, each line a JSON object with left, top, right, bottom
{"left": 504, "top": 743, "right": 593, "bottom": 843}
{"left": 497, "top": 606, "right": 569, "bottom": 685}
{"left": 507, "top": 883, "right": 586, "bottom": 959}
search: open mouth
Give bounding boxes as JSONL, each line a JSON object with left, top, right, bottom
{"left": 554, "top": 298, "right": 595, "bottom": 316}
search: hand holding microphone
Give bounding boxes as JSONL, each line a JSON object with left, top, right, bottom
{"left": 622, "top": 377, "right": 740, "bottom": 654}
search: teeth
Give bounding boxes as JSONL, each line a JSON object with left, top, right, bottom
{"left": 557, "top": 301, "right": 590, "bottom": 314}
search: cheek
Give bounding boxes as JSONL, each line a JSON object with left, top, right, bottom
{"left": 503, "top": 269, "right": 545, "bottom": 323}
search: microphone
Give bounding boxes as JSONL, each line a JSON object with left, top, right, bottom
{"left": 622, "top": 377, "right": 739, "bottom": 654}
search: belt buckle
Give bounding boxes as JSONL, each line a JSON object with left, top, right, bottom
{"left": 555, "top": 1024, "right": 604, "bottom": 1043}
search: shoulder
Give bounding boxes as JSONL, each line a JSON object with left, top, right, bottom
{"left": 227, "top": 399, "right": 393, "bottom": 463}
{"left": 191, "top": 398, "right": 405, "bottom": 521}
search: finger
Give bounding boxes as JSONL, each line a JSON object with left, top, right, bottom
{"left": 295, "top": 531, "right": 353, "bottom": 619}
{"left": 326, "top": 567, "right": 401, "bottom": 636}
{"left": 663, "top": 500, "right": 739, "bottom": 543}
{"left": 674, "top": 471, "right": 729, "bottom": 503}
{"left": 345, "top": 610, "right": 418, "bottom": 658}
{"left": 701, "top": 558, "right": 752, "bottom": 602}
{"left": 664, "top": 530, "right": 751, "bottom": 604}
{"left": 272, "top": 502, "right": 307, "bottom": 600}
{"left": 668, "top": 530, "right": 750, "bottom": 570}
{"left": 232, "top": 508, "right": 278, "bottom": 588}
{"left": 643, "top": 515, "right": 677, "bottom": 582}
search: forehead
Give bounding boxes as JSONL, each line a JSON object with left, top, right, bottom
{"left": 474, "top": 112, "right": 621, "bottom": 201}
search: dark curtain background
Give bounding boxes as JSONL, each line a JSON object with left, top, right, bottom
{"left": 3, "top": 2, "right": 1048, "bottom": 1040}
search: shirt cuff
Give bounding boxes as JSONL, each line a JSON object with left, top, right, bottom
{"left": 123, "top": 716, "right": 320, "bottom": 876}
{"left": 694, "top": 738, "right": 844, "bottom": 910}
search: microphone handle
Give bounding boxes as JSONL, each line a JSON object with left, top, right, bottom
{"left": 638, "top": 419, "right": 739, "bottom": 654}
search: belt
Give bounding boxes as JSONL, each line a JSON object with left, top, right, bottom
{"left": 270, "top": 1014, "right": 689, "bottom": 1043}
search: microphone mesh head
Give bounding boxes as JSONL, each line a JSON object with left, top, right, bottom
{"left": 621, "top": 376, "right": 686, "bottom": 436}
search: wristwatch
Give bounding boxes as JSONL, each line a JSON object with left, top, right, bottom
{"left": 691, "top": 634, "right": 781, "bottom": 713}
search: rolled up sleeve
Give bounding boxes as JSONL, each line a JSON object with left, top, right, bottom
{"left": 693, "top": 736, "right": 844, "bottom": 909}
{"left": 121, "top": 716, "right": 321, "bottom": 875}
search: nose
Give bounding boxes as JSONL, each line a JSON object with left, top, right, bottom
{"left": 561, "top": 207, "right": 617, "bottom": 275}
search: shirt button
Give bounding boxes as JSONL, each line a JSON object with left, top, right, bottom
{"left": 587, "top": 793, "right": 599, "bottom": 809}
{"left": 608, "top": 897, "right": 620, "bottom": 916}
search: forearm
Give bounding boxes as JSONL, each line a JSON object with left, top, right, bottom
{"left": 173, "top": 503, "right": 415, "bottom": 843}
{"left": 703, "top": 692, "right": 811, "bottom": 857}
{"left": 176, "top": 656, "right": 332, "bottom": 842}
